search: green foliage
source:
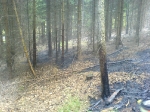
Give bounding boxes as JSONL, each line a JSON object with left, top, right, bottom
{"left": 57, "top": 96, "right": 84, "bottom": 112}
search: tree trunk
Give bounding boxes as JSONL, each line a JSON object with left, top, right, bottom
{"left": 46, "top": 0, "right": 52, "bottom": 57}
{"left": 126, "top": 0, "right": 129, "bottom": 34}
{"left": 104, "top": 0, "right": 109, "bottom": 42}
{"left": 61, "top": 0, "right": 65, "bottom": 63}
{"left": 54, "top": 0, "right": 58, "bottom": 62}
{"left": 27, "top": 0, "right": 32, "bottom": 61}
{"left": 2, "top": 0, "right": 12, "bottom": 70}
{"left": 92, "top": 0, "right": 96, "bottom": 52}
{"left": 77, "top": 0, "right": 82, "bottom": 60}
{"left": 116, "top": 0, "right": 124, "bottom": 49}
{"left": 99, "top": 0, "right": 110, "bottom": 99}
{"left": 66, "top": 0, "right": 70, "bottom": 52}
{"left": 135, "top": 0, "right": 142, "bottom": 45}
{"left": 58, "top": 2, "right": 62, "bottom": 53}
{"left": 0, "top": 23, "right": 3, "bottom": 58}
{"left": 108, "top": 1, "right": 113, "bottom": 39}
{"left": 32, "top": 0, "right": 36, "bottom": 68}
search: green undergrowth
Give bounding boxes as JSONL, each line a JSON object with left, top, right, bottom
{"left": 57, "top": 95, "right": 85, "bottom": 112}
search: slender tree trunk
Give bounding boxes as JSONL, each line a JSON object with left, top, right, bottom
{"left": 66, "top": 0, "right": 70, "bottom": 52}
{"left": 126, "top": 0, "right": 129, "bottom": 34}
{"left": 108, "top": 1, "right": 112, "bottom": 39}
{"left": 27, "top": 0, "right": 32, "bottom": 61}
{"left": 116, "top": 0, "right": 124, "bottom": 49}
{"left": 32, "top": 0, "right": 36, "bottom": 68}
{"left": 58, "top": 3, "right": 61, "bottom": 52}
{"left": 104, "top": 0, "right": 110, "bottom": 42}
{"left": 0, "top": 24, "right": 3, "bottom": 58}
{"left": 99, "top": 0, "right": 110, "bottom": 99}
{"left": 46, "top": 0, "right": 52, "bottom": 57}
{"left": 92, "top": 0, "right": 96, "bottom": 52}
{"left": 54, "top": 0, "right": 58, "bottom": 62}
{"left": 77, "top": 0, "right": 82, "bottom": 60}
{"left": 135, "top": 0, "right": 142, "bottom": 45}
{"left": 61, "top": 0, "right": 65, "bottom": 62}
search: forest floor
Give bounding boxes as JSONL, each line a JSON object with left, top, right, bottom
{"left": 0, "top": 29, "right": 150, "bottom": 112}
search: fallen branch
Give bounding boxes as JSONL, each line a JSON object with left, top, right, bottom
{"left": 106, "top": 88, "right": 123, "bottom": 105}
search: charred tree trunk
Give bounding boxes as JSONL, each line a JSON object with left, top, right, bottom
{"left": 99, "top": 0, "right": 110, "bottom": 99}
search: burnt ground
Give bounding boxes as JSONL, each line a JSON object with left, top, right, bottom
{"left": 0, "top": 30, "right": 150, "bottom": 112}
